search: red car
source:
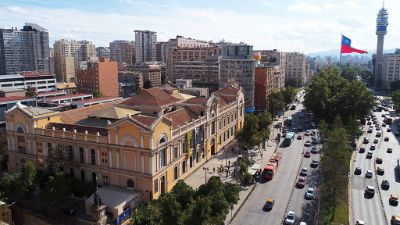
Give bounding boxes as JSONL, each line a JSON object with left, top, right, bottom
{"left": 296, "top": 177, "right": 306, "bottom": 188}
{"left": 304, "top": 151, "right": 311, "bottom": 158}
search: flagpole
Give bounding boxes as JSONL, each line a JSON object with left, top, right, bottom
{"left": 339, "top": 33, "right": 343, "bottom": 65}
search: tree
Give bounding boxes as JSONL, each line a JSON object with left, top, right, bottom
{"left": 18, "top": 161, "right": 37, "bottom": 199}
{"left": 0, "top": 173, "right": 18, "bottom": 200}
{"left": 224, "top": 183, "right": 240, "bottom": 205}
{"left": 236, "top": 114, "right": 261, "bottom": 148}
{"left": 171, "top": 180, "right": 194, "bottom": 209}
{"left": 42, "top": 172, "right": 72, "bottom": 205}
{"left": 268, "top": 90, "right": 285, "bottom": 116}
{"left": 185, "top": 196, "right": 212, "bottom": 225}
{"left": 281, "top": 87, "right": 298, "bottom": 105}
{"left": 144, "top": 80, "right": 152, "bottom": 89}
{"left": 341, "top": 66, "right": 358, "bottom": 81}
{"left": 391, "top": 90, "right": 400, "bottom": 111}
{"left": 390, "top": 80, "right": 400, "bottom": 92}
{"left": 158, "top": 193, "right": 183, "bottom": 225}
{"left": 25, "top": 86, "right": 37, "bottom": 97}
{"left": 92, "top": 90, "right": 102, "bottom": 98}
{"left": 132, "top": 202, "right": 162, "bottom": 225}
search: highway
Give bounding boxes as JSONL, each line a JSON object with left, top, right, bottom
{"left": 232, "top": 95, "right": 321, "bottom": 225}
{"left": 350, "top": 106, "right": 397, "bottom": 225}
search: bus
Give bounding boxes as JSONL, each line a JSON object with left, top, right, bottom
{"left": 283, "top": 132, "right": 295, "bottom": 147}
{"left": 285, "top": 116, "right": 293, "bottom": 127}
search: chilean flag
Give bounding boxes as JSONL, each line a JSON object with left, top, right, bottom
{"left": 341, "top": 35, "right": 367, "bottom": 54}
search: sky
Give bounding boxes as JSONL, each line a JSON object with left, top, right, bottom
{"left": 0, "top": 0, "right": 399, "bottom": 53}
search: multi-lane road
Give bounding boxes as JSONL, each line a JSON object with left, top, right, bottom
{"left": 232, "top": 97, "right": 321, "bottom": 225}
{"left": 351, "top": 103, "right": 400, "bottom": 224}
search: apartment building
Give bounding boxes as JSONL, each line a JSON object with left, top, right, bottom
{"left": 254, "top": 50, "right": 286, "bottom": 89}
{"left": 285, "top": 52, "right": 307, "bottom": 87}
{"left": 152, "top": 42, "right": 165, "bottom": 62}
{"left": 76, "top": 58, "right": 118, "bottom": 97}
{"left": 109, "top": 40, "right": 135, "bottom": 65}
{"left": 130, "top": 62, "right": 162, "bottom": 87}
{"left": 254, "top": 65, "right": 280, "bottom": 112}
{"left": 381, "top": 49, "right": 400, "bottom": 89}
{"left": 0, "top": 71, "right": 56, "bottom": 92}
{"left": 134, "top": 30, "right": 156, "bottom": 63}
{"left": 6, "top": 86, "right": 244, "bottom": 203}
{"left": 96, "top": 47, "right": 110, "bottom": 59}
{"left": 53, "top": 39, "right": 96, "bottom": 83}
{"left": 0, "top": 23, "right": 50, "bottom": 75}
{"left": 219, "top": 43, "right": 255, "bottom": 108}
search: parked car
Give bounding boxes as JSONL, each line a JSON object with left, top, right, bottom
{"left": 370, "top": 145, "right": 376, "bottom": 150}
{"left": 363, "top": 138, "right": 369, "bottom": 144}
{"left": 396, "top": 131, "right": 400, "bottom": 137}
{"left": 391, "top": 215, "right": 400, "bottom": 225}
{"left": 354, "top": 167, "right": 362, "bottom": 175}
{"left": 305, "top": 188, "right": 315, "bottom": 200}
{"left": 311, "top": 146, "right": 319, "bottom": 154}
{"left": 367, "top": 152, "right": 373, "bottom": 159}
{"left": 385, "top": 137, "right": 390, "bottom": 141}
{"left": 300, "top": 167, "right": 308, "bottom": 176}
{"left": 356, "top": 220, "right": 365, "bottom": 225}
{"left": 388, "top": 148, "right": 393, "bottom": 153}
{"left": 359, "top": 147, "right": 366, "bottom": 153}
{"left": 296, "top": 177, "right": 306, "bottom": 188}
{"left": 304, "top": 151, "right": 311, "bottom": 158}
{"left": 297, "top": 135, "right": 303, "bottom": 140}
{"left": 304, "top": 141, "right": 311, "bottom": 147}
{"left": 388, "top": 128, "right": 392, "bottom": 132}
{"left": 364, "top": 186, "right": 375, "bottom": 198}
{"left": 376, "top": 157, "right": 383, "bottom": 164}
{"left": 382, "top": 180, "right": 390, "bottom": 190}
{"left": 310, "top": 160, "right": 319, "bottom": 168}
{"left": 285, "top": 211, "right": 296, "bottom": 224}
{"left": 374, "top": 139, "right": 379, "bottom": 144}
{"left": 377, "top": 167, "right": 385, "bottom": 175}
{"left": 264, "top": 198, "right": 275, "bottom": 211}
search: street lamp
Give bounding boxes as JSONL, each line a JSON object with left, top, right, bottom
{"left": 203, "top": 167, "right": 209, "bottom": 184}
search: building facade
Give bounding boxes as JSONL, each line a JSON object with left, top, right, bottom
{"left": 5, "top": 86, "right": 244, "bottom": 202}
{"left": 118, "top": 71, "right": 143, "bottom": 97}
{"left": 96, "top": 47, "right": 111, "bottom": 59}
{"left": 109, "top": 40, "right": 135, "bottom": 65}
{"left": 130, "top": 62, "right": 162, "bottom": 87}
{"left": 219, "top": 43, "right": 255, "bottom": 107}
{"left": 134, "top": 30, "right": 156, "bottom": 63}
{"left": 0, "top": 23, "right": 50, "bottom": 75}
{"left": 285, "top": 52, "right": 307, "bottom": 87}
{"left": 0, "top": 71, "right": 56, "bottom": 93}
{"left": 76, "top": 58, "right": 118, "bottom": 97}
{"left": 53, "top": 39, "right": 96, "bottom": 83}
{"left": 381, "top": 49, "right": 400, "bottom": 88}
{"left": 254, "top": 50, "right": 286, "bottom": 89}
{"left": 254, "top": 65, "right": 280, "bottom": 112}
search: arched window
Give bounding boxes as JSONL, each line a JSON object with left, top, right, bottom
{"left": 127, "top": 179, "right": 134, "bottom": 189}
{"left": 80, "top": 170, "right": 86, "bottom": 182}
{"left": 158, "top": 134, "right": 167, "bottom": 146}
{"left": 16, "top": 127, "right": 24, "bottom": 133}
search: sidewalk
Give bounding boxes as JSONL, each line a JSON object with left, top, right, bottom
{"left": 184, "top": 122, "right": 281, "bottom": 225}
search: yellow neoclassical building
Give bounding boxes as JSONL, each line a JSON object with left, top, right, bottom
{"left": 5, "top": 86, "right": 244, "bottom": 201}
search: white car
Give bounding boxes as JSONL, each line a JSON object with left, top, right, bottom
{"left": 285, "top": 211, "right": 296, "bottom": 224}
{"left": 305, "top": 188, "right": 315, "bottom": 199}
{"left": 300, "top": 222, "right": 307, "bottom": 225}
{"left": 356, "top": 220, "right": 365, "bottom": 225}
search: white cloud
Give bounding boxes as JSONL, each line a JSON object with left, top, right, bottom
{"left": 7, "top": 6, "right": 28, "bottom": 14}
{"left": 287, "top": 1, "right": 321, "bottom": 13}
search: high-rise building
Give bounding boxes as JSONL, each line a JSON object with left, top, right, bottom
{"left": 96, "top": 47, "right": 110, "bottom": 59}
{"left": 285, "top": 52, "right": 307, "bottom": 87}
{"left": 381, "top": 49, "right": 400, "bottom": 89}
{"left": 152, "top": 42, "right": 165, "bottom": 62}
{"left": 0, "top": 23, "right": 50, "bottom": 75}
{"left": 219, "top": 43, "right": 255, "bottom": 107}
{"left": 76, "top": 58, "right": 118, "bottom": 97}
{"left": 254, "top": 50, "right": 286, "bottom": 89}
{"left": 53, "top": 39, "right": 96, "bottom": 82}
{"left": 374, "top": 6, "right": 389, "bottom": 89}
{"left": 109, "top": 40, "right": 135, "bottom": 65}
{"left": 130, "top": 62, "right": 162, "bottom": 87}
{"left": 134, "top": 30, "right": 156, "bottom": 63}
{"left": 254, "top": 64, "right": 280, "bottom": 112}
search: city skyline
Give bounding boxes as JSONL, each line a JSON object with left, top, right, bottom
{"left": 1, "top": 0, "right": 399, "bottom": 53}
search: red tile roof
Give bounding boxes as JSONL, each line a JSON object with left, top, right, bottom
{"left": 60, "top": 103, "right": 114, "bottom": 124}
{"left": 131, "top": 114, "right": 157, "bottom": 127}
{"left": 214, "top": 86, "right": 239, "bottom": 96}
{"left": 165, "top": 108, "right": 197, "bottom": 129}
{"left": 0, "top": 96, "right": 34, "bottom": 103}
{"left": 120, "top": 87, "right": 180, "bottom": 107}
{"left": 183, "top": 97, "right": 208, "bottom": 105}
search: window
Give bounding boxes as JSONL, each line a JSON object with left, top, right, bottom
{"left": 79, "top": 148, "right": 84, "bottom": 163}
{"left": 174, "top": 166, "right": 178, "bottom": 180}
{"left": 211, "top": 121, "right": 215, "bottom": 135}
{"left": 92, "top": 172, "right": 97, "bottom": 183}
{"left": 90, "top": 149, "right": 96, "bottom": 165}
{"left": 182, "top": 161, "right": 186, "bottom": 174}
{"left": 17, "top": 127, "right": 26, "bottom": 153}
{"left": 127, "top": 179, "right": 134, "bottom": 189}
{"left": 182, "top": 141, "right": 187, "bottom": 153}
{"left": 81, "top": 170, "right": 86, "bottom": 182}
{"left": 159, "top": 149, "right": 166, "bottom": 167}
{"left": 66, "top": 146, "right": 73, "bottom": 161}
{"left": 154, "top": 178, "right": 159, "bottom": 193}
{"left": 173, "top": 146, "right": 178, "bottom": 159}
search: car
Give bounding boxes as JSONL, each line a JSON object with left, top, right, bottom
{"left": 377, "top": 167, "right": 385, "bottom": 175}
{"left": 310, "top": 159, "right": 319, "bottom": 168}
{"left": 305, "top": 131, "right": 310, "bottom": 136}
{"left": 376, "top": 126, "right": 381, "bottom": 131}
{"left": 385, "top": 137, "right": 390, "bottom": 141}
{"left": 388, "top": 148, "right": 393, "bottom": 153}
{"left": 311, "top": 138, "right": 318, "bottom": 145}
{"left": 382, "top": 114, "right": 387, "bottom": 117}
{"left": 370, "top": 145, "right": 376, "bottom": 150}
{"left": 359, "top": 147, "right": 366, "bottom": 153}
{"left": 373, "top": 120, "right": 378, "bottom": 124}
{"left": 297, "top": 135, "right": 303, "bottom": 140}
{"left": 299, "top": 222, "right": 307, "bottom": 225}
{"left": 391, "top": 215, "right": 400, "bottom": 225}
{"left": 396, "top": 131, "right": 400, "bottom": 137}
{"left": 367, "top": 121, "right": 372, "bottom": 125}
{"left": 376, "top": 132, "right": 382, "bottom": 137}
{"left": 374, "top": 139, "right": 379, "bottom": 144}
{"left": 367, "top": 152, "right": 373, "bottom": 159}
{"left": 368, "top": 128, "right": 373, "bottom": 133}
{"left": 285, "top": 211, "right": 296, "bottom": 224}
{"left": 354, "top": 167, "right": 362, "bottom": 175}
{"left": 264, "top": 198, "right": 275, "bottom": 211}
{"left": 305, "top": 188, "right": 315, "bottom": 200}
{"left": 364, "top": 186, "right": 375, "bottom": 198}
{"left": 366, "top": 170, "right": 373, "bottom": 178}
{"left": 382, "top": 180, "right": 390, "bottom": 190}
{"left": 388, "top": 128, "right": 392, "bottom": 132}
{"left": 304, "top": 151, "right": 311, "bottom": 158}
{"left": 390, "top": 194, "right": 399, "bottom": 206}
{"left": 300, "top": 167, "right": 308, "bottom": 176}
{"left": 356, "top": 220, "right": 365, "bottom": 225}
{"left": 382, "top": 123, "right": 387, "bottom": 127}
{"left": 376, "top": 157, "right": 383, "bottom": 164}
{"left": 304, "top": 141, "right": 311, "bottom": 147}
{"left": 363, "top": 138, "right": 369, "bottom": 144}
{"left": 296, "top": 177, "right": 306, "bottom": 188}
{"left": 311, "top": 146, "right": 319, "bottom": 154}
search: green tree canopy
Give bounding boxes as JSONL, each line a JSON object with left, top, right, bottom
{"left": 391, "top": 90, "right": 400, "bottom": 111}
{"left": 25, "top": 86, "right": 37, "bottom": 97}
{"left": 281, "top": 87, "right": 298, "bottom": 105}
{"left": 268, "top": 90, "right": 285, "bottom": 116}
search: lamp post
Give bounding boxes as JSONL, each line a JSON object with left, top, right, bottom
{"left": 203, "top": 167, "right": 209, "bottom": 184}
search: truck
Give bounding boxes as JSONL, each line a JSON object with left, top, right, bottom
{"left": 263, "top": 152, "right": 283, "bottom": 180}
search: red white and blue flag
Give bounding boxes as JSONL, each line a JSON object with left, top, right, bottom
{"left": 341, "top": 35, "right": 367, "bottom": 54}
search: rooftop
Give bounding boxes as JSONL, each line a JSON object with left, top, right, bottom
{"left": 75, "top": 96, "right": 122, "bottom": 105}
{"left": 120, "top": 87, "right": 180, "bottom": 108}
{"left": 60, "top": 103, "right": 114, "bottom": 124}
{"left": 89, "top": 106, "right": 140, "bottom": 120}
{"left": 0, "top": 96, "right": 35, "bottom": 103}
{"left": 43, "top": 93, "right": 92, "bottom": 102}
{"left": 165, "top": 108, "right": 197, "bottom": 129}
